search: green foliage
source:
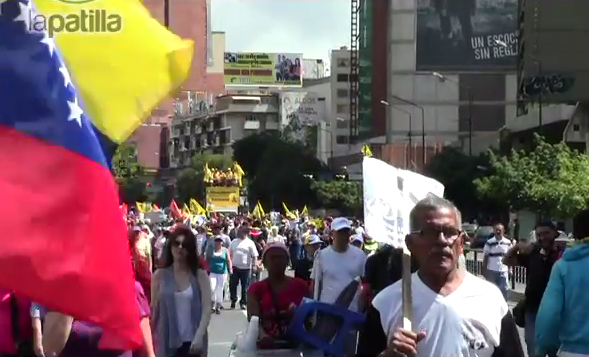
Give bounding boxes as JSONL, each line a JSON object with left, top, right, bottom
{"left": 424, "top": 147, "right": 504, "bottom": 220}
{"left": 475, "top": 134, "right": 589, "bottom": 218}
{"left": 232, "top": 132, "right": 327, "bottom": 210}
{"left": 112, "top": 144, "right": 148, "bottom": 203}
{"left": 175, "top": 154, "right": 234, "bottom": 204}
{"left": 311, "top": 180, "right": 362, "bottom": 216}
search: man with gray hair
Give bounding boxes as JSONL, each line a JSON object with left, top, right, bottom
{"left": 359, "top": 196, "right": 523, "bottom": 357}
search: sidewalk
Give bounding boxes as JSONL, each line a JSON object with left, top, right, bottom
{"left": 472, "top": 271, "right": 525, "bottom": 300}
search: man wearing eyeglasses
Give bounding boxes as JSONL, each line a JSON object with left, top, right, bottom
{"left": 360, "top": 196, "right": 523, "bottom": 357}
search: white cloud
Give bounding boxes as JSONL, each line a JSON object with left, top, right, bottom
{"left": 211, "top": 0, "right": 351, "bottom": 61}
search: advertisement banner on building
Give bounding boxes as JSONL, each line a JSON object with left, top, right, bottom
{"left": 416, "top": 0, "right": 518, "bottom": 71}
{"left": 205, "top": 187, "right": 240, "bottom": 212}
{"left": 223, "top": 52, "right": 303, "bottom": 87}
{"left": 280, "top": 92, "right": 325, "bottom": 148}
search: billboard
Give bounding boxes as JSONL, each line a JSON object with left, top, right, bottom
{"left": 302, "top": 59, "right": 326, "bottom": 79}
{"left": 519, "top": 0, "right": 587, "bottom": 103}
{"left": 280, "top": 92, "right": 325, "bottom": 148}
{"left": 205, "top": 187, "right": 240, "bottom": 212}
{"left": 416, "top": 0, "right": 518, "bottom": 71}
{"left": 223, "top": 52, "right": 303, "bottom": 87}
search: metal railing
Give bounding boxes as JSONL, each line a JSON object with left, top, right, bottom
{"left": 464, "top": 248, "right": 527, "bottom": 288}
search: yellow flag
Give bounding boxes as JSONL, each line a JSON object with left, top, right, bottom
{"left": 34, "top": 0, "right": 193, "bottom": 145}
{"left": 181, "top": 203, "right": 191, "bottom": 217}
{"left": 361, "top": 144, "right": 373, "bottom": 157}
{"left": 136, "top": 202, "right": 144, "bottom": 213}
{"left": 189, "top": 199, "right": 206, "bottom": 216}
{"left": 301, "top": 205, "right": 309, "bottom": 217}
{"left": 282, "top": 202, "right": 296, "bottom": 220}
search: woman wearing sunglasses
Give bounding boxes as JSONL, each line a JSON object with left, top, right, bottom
{"left": 152, "top": 227, "right": 212, "bottom": 357}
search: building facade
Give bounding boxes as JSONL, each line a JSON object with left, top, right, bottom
{"left": 128, "top": 1, "right": 226, "bottom": 172}
{"left": 169, "top": 94, "right": 280, "bottom": 167}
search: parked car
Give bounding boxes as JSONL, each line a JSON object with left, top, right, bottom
{"left": 525, "top": 230, "right": 569, "bottom": 244}
{"left": 462, "top": 223, "right": 479, "bottom": 239}
{"left": 470, "top": 226, "right": 494, "bottom": 249}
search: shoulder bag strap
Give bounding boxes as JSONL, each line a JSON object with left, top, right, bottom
{"left": 9, "top": 293, "right": 21, "bottom": 350}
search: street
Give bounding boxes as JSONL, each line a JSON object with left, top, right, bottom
{"left": 206, "top": 270, "right": 529, "bottom": 357}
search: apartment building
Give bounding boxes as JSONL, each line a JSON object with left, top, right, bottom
{"left": 329, "top": 47, "right": 354, "bottom": 157}
{"left": 169, "top": 94, "right": 280, "bottom": 167}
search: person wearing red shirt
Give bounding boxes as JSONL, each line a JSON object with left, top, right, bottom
{"left": 246, "top": 243, "right": 309, "bottom": 349}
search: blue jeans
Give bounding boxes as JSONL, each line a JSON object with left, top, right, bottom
{"left": 229, "top": 267, "right": 250, "bottom": 305}
{"left": 486, "top": 270, "right": 508, "bottom": 298}
{"left": 524, "top": 310, "right": 536, "bottom": 357}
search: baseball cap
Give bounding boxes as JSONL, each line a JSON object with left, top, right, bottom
{"left": 351, "top": 234, "right": 364, "bottom": 244}
{"left": 261, "top": 242, "right": 290, "bottom": 261}
{"left": 306, "top": 234, "right": 322, "bottom": 245}
{"left": 331, "top": 217, "right": 352, "bottom": 232}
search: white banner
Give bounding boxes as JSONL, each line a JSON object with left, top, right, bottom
{"left": 363, "top": 157, "right": 445, "bottom": 247}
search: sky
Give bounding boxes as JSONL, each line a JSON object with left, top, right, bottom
{"left": 211, "top": 0, "right": 351, "bottom": 62}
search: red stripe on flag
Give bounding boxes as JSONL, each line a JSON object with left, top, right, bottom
{"left": 0, "top": 126, "right": 141, "bottom": 349}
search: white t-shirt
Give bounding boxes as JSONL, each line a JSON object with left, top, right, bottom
{"left": 372, "top": 272, "right": 507, "bottom": 357}
{"left": 483, "top": 237, "right": 513, "bottom": 273}
{"left": 312, "top": 245, "right": 366, "bottom": 312}
{"left": 229, "top": 238, "right": 259, "bottom": 270}
{"left": 267, "top": 234, "right": 286, "bottom": 244}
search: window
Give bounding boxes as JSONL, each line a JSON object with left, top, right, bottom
{"left": 245, "top": 114, "right": 259, "bottom": 121}
{"left": 336, "top": 135, "right": 349, "bottom": 144}
{"left": 336, "top": 119, "right": 348, "bottom": 129}
{"left": 337, "top": 89, "right": 348, "bottom": 98}
{"left": 337, "top": 58, "right": 349, "bottom": 68}
{"left": 336, "top": 104, "right": 349, "bottom": 114}
{"left": 336, "top": 74, "right": 348, "bottom": 82}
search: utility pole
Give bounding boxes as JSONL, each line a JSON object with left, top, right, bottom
{"left": 468, "top": 92, "right": 473, "bottom": 156}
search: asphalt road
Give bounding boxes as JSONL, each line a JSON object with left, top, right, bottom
{"left": 207, "top": 276, "right": 528, "bottom": 357}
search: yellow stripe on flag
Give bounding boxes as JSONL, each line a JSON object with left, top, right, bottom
{"left": 34, "top": 0, "right": 193, "bottom": 144}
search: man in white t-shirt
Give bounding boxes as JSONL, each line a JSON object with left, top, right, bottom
{"left": 361, "top": 196, "right": 523, "bottom": 357}
{"left": 312, "top": 217, "right": 366, "bottom": 312}
{"left": 228, "top": 225, "right": 259, "bottom": 310}
{"left": 482, "top": 223, "right": 513, "bottom": 298}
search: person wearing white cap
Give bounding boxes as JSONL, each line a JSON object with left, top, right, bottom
{"left": 351, "top": 233, "right": 364, "bottom": 249}
{"left": 294, "top": 235, "right": 322, "bottom": 282}
{"left": 312, "top": 217, "right": 367, "bottom": 313}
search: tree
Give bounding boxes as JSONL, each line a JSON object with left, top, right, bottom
{"left": 175, "top": 154, "right": 234, "bottom": 204}
{"left": 231, "top": 131, "right": 279, "bottom": 176}
{"left": 475, "top": 134, "right": 589, "bottom": 219}
{"left": 424, "top": 147, "right": 504, "bottom": 221}
{"left": 232, "top": 133, "right": 327, "bottom": 210}
{"left": 311, "top": 180, "right": 362, "bottom": 216}
{"left": 111, "top": 144, "right": 148, "bottom": 203}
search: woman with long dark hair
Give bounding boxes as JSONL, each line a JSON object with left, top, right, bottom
{"left": 151, "top": 227, "right": 211, "bottom": 357}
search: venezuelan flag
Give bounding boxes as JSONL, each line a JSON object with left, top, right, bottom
{"left": 0, "top": 0, "right": 193, "bottom": 349}
{"left": 34, "top": 0, "right": 193, "bottom": 158}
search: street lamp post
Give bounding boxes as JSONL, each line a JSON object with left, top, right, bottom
{"left": 432, "top": 72, "right": 474, "bottom": 156}
{"left": 380, "top": 100, "right": 413, "bottom": 167}
{"left": 164, "top": 0, "right": 169, "bottom": 27}
{"left": 495, "top": 39, "right": 543, "bottom": 135}
{"left": 388, "top": 96, "right": 426, "bottom": 167}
